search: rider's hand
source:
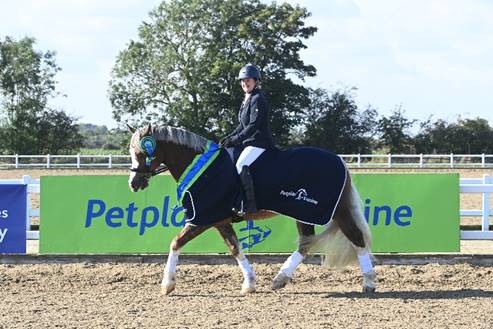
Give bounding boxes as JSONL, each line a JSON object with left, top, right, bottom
{"left": 219, "top": 137, "right": 233, "bottom": 148}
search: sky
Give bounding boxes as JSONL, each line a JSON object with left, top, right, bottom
{"left": 1, "top": 0, "right": 492, "bottom": 129}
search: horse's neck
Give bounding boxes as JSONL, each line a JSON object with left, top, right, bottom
{"left": 160, "top": 142, "right": 200, "bottom": 181}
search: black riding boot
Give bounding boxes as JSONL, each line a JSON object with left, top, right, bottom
{"left": 239, "top": 165, "right": 257, "bottom": 214}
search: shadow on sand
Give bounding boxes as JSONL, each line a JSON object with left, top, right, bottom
{"left": 325, "top": 289, "right": 493, "bottom": 300}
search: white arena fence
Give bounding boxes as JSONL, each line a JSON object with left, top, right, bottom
{"left": 0, "top": 174, "right": 492, "bottom": 242}
{"left": 0, "top": 154, "right": 130, "bottom": 169}
{"left": 459, "top": 174, "right": 493, "bottom": 239}
{"left": 1, "top": 153, "right": 493, "bottom": 169}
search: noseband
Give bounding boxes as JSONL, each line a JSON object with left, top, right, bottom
{"left": 129, "top": 165, "right": 169, "bottom": 176}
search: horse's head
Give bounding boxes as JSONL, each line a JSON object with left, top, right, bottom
{"left": 128, "top": 124, "right": 167, "bottom": 192}
{"left": 128, "top": 124, "right": 209, "bottom": 192}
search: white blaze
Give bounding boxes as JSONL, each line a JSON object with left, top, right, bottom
{"left": 128, "top": 131, "right": 140, "bottom": 189}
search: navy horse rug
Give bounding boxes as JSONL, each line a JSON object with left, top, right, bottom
{"left": 178, "top": 142, "right": 347, "bottom": 226}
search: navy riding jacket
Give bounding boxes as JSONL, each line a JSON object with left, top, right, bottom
{"left": 228, "top": 88, "right": 274, "bottom": 149}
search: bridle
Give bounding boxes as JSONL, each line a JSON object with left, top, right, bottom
{"left": 129, "top": 133, "right": 169, "bottom": 177}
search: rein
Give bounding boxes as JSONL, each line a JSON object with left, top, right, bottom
{"left": 129, "top": 165, "right": 169, "bottom": 176}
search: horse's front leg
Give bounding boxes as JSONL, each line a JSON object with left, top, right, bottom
{"left": 272, "top": 222, "right": 314, "bottom": 290}
{"left": 162, "top": 223, "right": 210, "bottom": 295}
{"left": 215, "top": 222, "right": 256, "bottom": 294}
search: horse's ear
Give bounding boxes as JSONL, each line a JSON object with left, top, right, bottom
{"left": 126, "top": 124, "right": 136, "bottom": 133}
{"left": 146, "top": 123, "right": 152, "bottom": 134}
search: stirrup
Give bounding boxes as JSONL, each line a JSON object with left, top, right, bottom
{"left": 233, "top": 199, "right": 256, "bottom": 216}
{"left": 231, "top": 213, "right": 246, "bottom": 223}
{"left": 232, "top": 207, "right": 246, "bottom": 218}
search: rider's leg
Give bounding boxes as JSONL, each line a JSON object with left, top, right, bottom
{"left": 239, "top": 166, "right": 257, "bottom": 213}
{"left": 235, "top": 146, "right": 265, "bottom": 214}
{"left": 235, "top": 146, "right": 265, "bottom": 173}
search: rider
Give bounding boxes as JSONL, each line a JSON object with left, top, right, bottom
{"left": 219, "top": 63, "right": 275, "bottom": 214}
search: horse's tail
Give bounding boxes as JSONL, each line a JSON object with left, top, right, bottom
{"left": 302, "top": 183, "right": 372, "bottom": 268}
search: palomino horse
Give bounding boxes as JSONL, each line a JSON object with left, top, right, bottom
{"left": 128, "top": 124, "right": 376, "bottom": 295}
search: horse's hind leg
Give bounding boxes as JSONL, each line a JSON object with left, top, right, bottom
{"left": 216, "top": 223, "right": 256, "bottom": 294}
{"left": 334, "top": 178, "right": 376, "bottom": 293}
{"left": 272, "top": 222, "right": 314, "bottom": 290}
{"left": 162, "top": 224, "right": 210, "bottom": 295}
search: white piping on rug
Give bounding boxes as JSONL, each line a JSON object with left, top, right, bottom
{"left": 184, "top": 191, "right": 197, "bottom": 225}
{"left": 326, "top": 157, "right": 348, "bottom": 224}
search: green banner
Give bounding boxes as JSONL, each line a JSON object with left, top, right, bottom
{"left": 40, "top": 173, "right": 459, "bottom": 254}
{"left": 353, "top": 173, "right": 459, "bottom": 252}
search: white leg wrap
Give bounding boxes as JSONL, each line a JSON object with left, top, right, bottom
{"left": 164, "top": 248, "right": 180, "bottom": 274}
{"left": 237, "top": 252, "right": 256, "bottom": 293}
{"left": 279, "top": 251, "right": 304, "bottom": 278}
{"left": 357, "top": 252, "right": 373, "bottom": 274}
{"left": 236, "top": 252, "right": 255, "bottom": 279}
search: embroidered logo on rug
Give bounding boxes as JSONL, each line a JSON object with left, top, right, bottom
{"left": 280, "top": 188, "right": 319, "bottom": 205}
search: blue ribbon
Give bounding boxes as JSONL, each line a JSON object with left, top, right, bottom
{"left": 140, "top": 136, "right": 156, "bottom": 166}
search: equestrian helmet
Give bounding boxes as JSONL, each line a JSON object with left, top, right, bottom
{"left": 238, "top": 64, "right": 261, "bottom": 80}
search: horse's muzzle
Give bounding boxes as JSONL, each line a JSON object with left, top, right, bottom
{"left": 130, "top": 176, "right": 150, "bottom": 192}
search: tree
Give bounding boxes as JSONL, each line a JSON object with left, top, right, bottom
{"left": 0, "top": 36, "right": 82, "bottom": 154}
{"left": 414, "top": 117, "right": 493, "bottom": 153}
{"left": 302, "top": 88, "right": 377, "bottom": 153}
{"left": 79, "top": 123, "right": 127, "bottom": 150}
{"left": 109, "top": 0, "right": 317, "bottom": 146}
{"left": 457, "top": 118, "right": 493, "bottom": 153}
{"left": 377, "top": 107, "right": 416, "bottom": 153}
{"left": 35, "top": 109, "right": 83, "bottom": 154}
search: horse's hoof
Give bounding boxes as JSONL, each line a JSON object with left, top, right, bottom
{"left": 362, "top": 271, "right": 376, "bottom": 294}
{"left": 161, "top": 272, "right": 176, "bottom": 295}
{"left": 362, "top": 286, "right": 376, "bottom": 293}
{"left": 241, "top": 280, "right": 256, "bottom": 294}
{"left": 271, "top": 272, "right": 291, "bottom": 290}
{"left": 241, "top": 285, "right": 256, "bottom": 294}
{"left": 161, "top": 284, "right": 175, "bottom": 295}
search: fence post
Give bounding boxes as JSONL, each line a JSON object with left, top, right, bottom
{"left": 22, "top": 175, "right": 31, "bottom": 232}
{"left": 450, "top": 153, "right": 454, "bottom": 168}
{"left": 483, "top": 174, "right": 491, "bottom": 233}
{"left": 46, "top": 154, "right": 51, "bottom": 168}
{"left": 419, "top": 153, "right": 423, "bottom": 168}
{"left": 15, "top": 154, "right": 19, "bottom": 169}
{"left": 357, "top": 154, "right": 361, "bottom": 168}
{"left": 77, "top": 154, "right": 81, "bottom": 169}
{"left": 482, "top": 153, "right": 485, "bottom": 168}
{"left": 388, "top": 154, "right": 392, "bottom": 168}
{"left": 108, "top": 154, "right": 112, "bottom": 169}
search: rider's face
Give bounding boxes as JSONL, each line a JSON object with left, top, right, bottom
{"left": 241, "top": 78, "right": 256, "bottom": 94}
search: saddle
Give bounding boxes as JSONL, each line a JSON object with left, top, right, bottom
{"left": 181, "top": 146, "right": 347, "bottom": 226}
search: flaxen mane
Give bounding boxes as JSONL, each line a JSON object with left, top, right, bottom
{"left": 153, "top": 126, "right": 208, "bottom": 151}
{"left": 131, "top": 126, "right": 208, "bottom": 152}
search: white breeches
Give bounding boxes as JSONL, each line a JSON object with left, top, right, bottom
{"left": 235, "top": 146, "right": 265, "bottom": 173}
